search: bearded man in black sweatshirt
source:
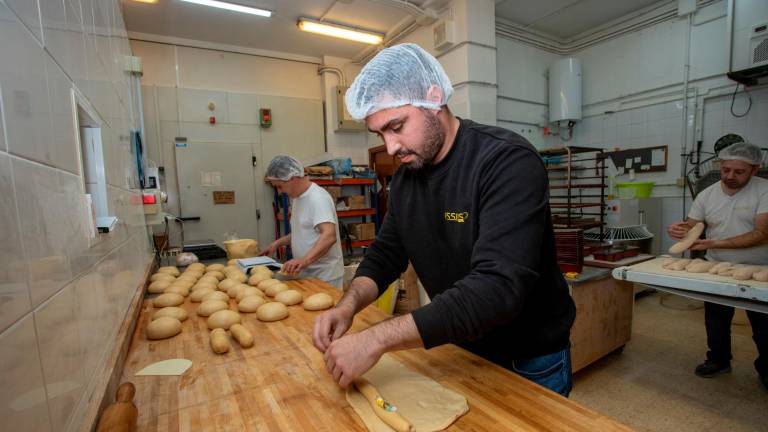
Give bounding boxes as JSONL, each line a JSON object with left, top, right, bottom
{"left": 313, "top": 43, "right": 576, "bottom": 397}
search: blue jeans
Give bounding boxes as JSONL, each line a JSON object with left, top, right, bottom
{"left": 511, "top": 346, "right": 573, "bottom": 397}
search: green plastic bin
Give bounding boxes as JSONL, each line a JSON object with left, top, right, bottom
{"left": 616, "top": 181, "right": 655, "bottom": 198}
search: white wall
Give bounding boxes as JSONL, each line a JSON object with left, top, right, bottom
{"left": 0, "top": 1, "right": 151, "bottom": 431}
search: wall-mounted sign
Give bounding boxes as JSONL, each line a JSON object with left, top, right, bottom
{"left": 213, "top": 191, "right": 235, "bottom": 204}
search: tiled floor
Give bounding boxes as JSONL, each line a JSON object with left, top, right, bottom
{"left": 572, "top": 292, "right": 767, "bottom": 432}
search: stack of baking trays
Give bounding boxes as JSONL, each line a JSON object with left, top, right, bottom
{"left": 554, "top": 228, "right": 584, "bottom": 273}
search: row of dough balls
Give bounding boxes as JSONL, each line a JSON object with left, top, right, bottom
{"left": 660, "top": 258, "right": 768, "bottom": 281}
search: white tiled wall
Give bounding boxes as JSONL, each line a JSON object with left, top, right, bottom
{"left": 0, "top": 1, "right": 152, "bottom": 431}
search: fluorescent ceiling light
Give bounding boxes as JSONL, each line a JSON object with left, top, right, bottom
{"left": 179, "top": 0, "right": 272, "bottom": 17}
{"left": 132, "top": 0, "right": 159, "bottom": 3}
{"left": 298, "top": 19, "right": 383, "bottom": 45}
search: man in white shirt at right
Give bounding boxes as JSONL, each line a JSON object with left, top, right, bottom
{"left": 668, "top": 142, "right": 768, "bottom": 391}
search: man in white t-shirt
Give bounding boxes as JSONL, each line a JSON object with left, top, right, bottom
{"left": 262, "top": 155, "right": 344, "bottom": 289}
{"left": 667, "top": 142, "right": 768, "bottom": 390}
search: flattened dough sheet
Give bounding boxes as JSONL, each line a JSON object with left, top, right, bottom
{"left": 346, "top": 355, "right": 468, "bottom": 432}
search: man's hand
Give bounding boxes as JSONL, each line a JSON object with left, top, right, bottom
{"left": 690, "top": 239, "right": 716, "bottom": 250}
{"left": 323, "top": 330, "right": 383, "bottom": 389}
{"left": 260, "top": 241, "right": 279, "bottom": 257}
{"left": 313, "top": 304, "right": 355, "bottom": 352}
{"left": 668, "top": 221, "right": 691, "bottom": 240}
{"left": 282, "top": 257, "right": 308, "bottom": 275}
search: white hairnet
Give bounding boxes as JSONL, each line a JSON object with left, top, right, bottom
{"left": 345, "top": 43, "right": 453, "bottom": 120}
{"left": 265, "top": 155, "right": 304, "bottom": 181}
{"left": 718, "top": 142, "right": 763, "bottom": 166}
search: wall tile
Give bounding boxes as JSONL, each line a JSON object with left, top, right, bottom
{"left": 39, "top": 0, "right": 68, "bottom": 69}
{"left": 34, "top": 282, "right": 85, "bottom": 430}
{"left": 5, "top": 0, "right": 43, "bottom": 44}
{"left": 11, "top": 156, "right": 74, "bottom": 306}
{"left": 0, "top": 315, "right": 52, "bottom": 431}
{"left": 46, "top": 55, "right": 80, "bottom": 174}
{"left": 0, "top": 152, "right": 32, "bottom": 332}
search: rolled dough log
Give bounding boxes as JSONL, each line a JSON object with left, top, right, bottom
{"left": 158, "top": 266, "right": 180, "bottom": 277}
{"left": 150, "top": 273, "right": 175, "bottom": 283}
{"left": 354, "top": 378, "right": 413, "bottom": 432}
{"left": 685, "top": 260, "right": 717, "bottom": 273}
{"left": 668, "top": 222, "right": 705, "bottom": 254}
{"left": 708, "top": 262, "right": 731, "bottom": 274}
{"left": 153, "top": 293, "right": 184, "bottom": 308}
{"left": 146, "top": 317, "right": 182, "bottom": 340}
{"left": 346, "top": 355, "right": 468, "bottom": 432}
{"left": 206, "top": 263, "right": 225, "bottom": 272}
{"left": 229, "top": 323, "right": 254, "bottom": 348}
{"left": 238, "top": 295, "right": 266, "bottom": 313}
{"left": 275, "top": 289, "right": 303, "bottom": 306}
{"left": 265, "top": 283, "right": 289, "bottom": 297}
{"left": 197, "top": 300, "right": 229, "bottom": 317}
{"left": 752, "top": 269, "right": 768, "bottom": 282}
{"left": 236, "top": 287, "right": 263, "bottom": 302}
{"left": 257, "top": 302, "right": 288, "bottom": 322}
{"left": 667, "top": 259, "right": 691, "bottom": 271}
{"left": 152, "top": 307, "right": 188, "bottom": 322}
{"left": 147, "top": 280, "right": 171, "bottom": 294}
{"left": 210, "top": 328, "right": 229, "bottom": 354}
{"left": 201, "top": 291, "right": 229, "bottom": 303}
{"left": 732, "top": 266, "right": 761, "bottom": 280}
{"left": 303, "top": 293, "right": 334, "bottom": 311}
{"left": 207, "top": 309, "right": 241, "bottom": 330}
{"left": 190, "top": 288, "right": 214, "bottom": 303}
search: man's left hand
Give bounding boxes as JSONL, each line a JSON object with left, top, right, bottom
{"left": 282, "top": 258, "right": 308, "bottom": 275}
{"left": 324, "top": 330, "right": 383, "bottom": 389}
{"left": 690, "top": 239, "right": 716, "bottom": 250}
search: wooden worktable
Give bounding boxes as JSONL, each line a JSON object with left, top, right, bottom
{"left": 121, "top": 278, "right": 632, "bottom": 431}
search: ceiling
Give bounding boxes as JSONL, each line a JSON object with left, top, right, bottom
{"left": 121, "top": 0, "right": 671, "bottom": 59}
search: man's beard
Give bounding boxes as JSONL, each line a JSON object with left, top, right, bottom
{"left": 723, "top": 178, "right": 749, "bottom": 189}
{"left": 397, "top": 111, "right": 444, "bottom": 170}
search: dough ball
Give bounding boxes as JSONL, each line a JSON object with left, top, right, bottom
{"left": 210, "top": 328, "right": 230, "bottom": 354}
{"left": 236, "top": 287, "right": 263, "bottom": 302}
{"left": 153, "top": 293, "right": 184, "bottom": 308}
{"left": 192, "top": 281, "right": 218, "bottom": 292}
{"left": 207, "top": 270, "right": 225, "bottom": 281}
{"left": 218, "top": 278, "right": 238, "bottom": 292}
{"left": 201, "top": 291, "right": 229, "bottom": 303}
{"left": 303, "top": 293, "right": 334, "bottom": 311}
{"left": 275, "top": 289, "right": 303, "bottom": 306}
{"left": 170, "top": 279, "right": 195, "bottom": 290}
{"left": 197, "top": 300, "right": 229, "bottom": 317}
{"left": 150, "top": 273, "right": 175, "bottom": 283}
{"left": 178, "top": 272, "right": 200, "bottom": 281}
{"left": 163, "top": 285, "right": 189, "bottom": 297}
{"left": 206, "top": 263, "right": 225, "bottom": 272}
{"left": 247, "top": 272, "right": 270, "bottom": 286}
{"left": 158, "top": 266, "right": 180, "bottom": 277}
{"left": 207, "top": 309, "right": 242, "bottom": 330}
{"left": 187, "top": 263, "right": 206, "bottom": 272}
{"left": 146, "top": 317, "right": 182, "bottom": 340}
{"left": 223, "top": 265, "right": 240, "bottom": 274}
{"left": 229, "top": 324, "right": 254, "bottom": 348}
{"left": 190, "top": 288, "right": 215, "bottom": 303}
{"left": 227, "top": 283, "right": 247, "bottom": 299}
{"left": 227, "top": 259, "right": 239, "bottom": 266}
{"left": 238, "top": 295, "right": 266, "bottom": 313}
{"left": 227, "top": 272, "right": 247, "bottom": 283}
{"left": 148, "top": 280, "right": 171, "bottom": 294}
{"left": 257, "top": 302, "right": 288, "bottom": 322}
{"left": 257, "top": 278, "right": 281, "bottom": 292}
{"left": 152, "top": 306, "right": 188, "bottom": 322}
{"left": 265, "top": 283, "right": 289, "bottom": 297}
{"left": 198, "top": 276, "right": 220, "bottom": 287}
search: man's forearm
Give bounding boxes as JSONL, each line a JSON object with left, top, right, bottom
{"left": 275, "top": 234, "right": 292, "bottom": 247}
{"left": 301, "top": 231, "right": 336, "bottom": 265}
{"left": 366, "top": 313, "right": 423, "bottom": 354}
{"left": 337, "top": 276, "right": 379, "bottom": 314}
{"left": 713, "top": 230, "right": 768, "bottom": 249}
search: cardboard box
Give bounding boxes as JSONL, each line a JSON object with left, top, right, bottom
{"left": 324, "top": 186, "right": 341, "bottom": 201}
{"left": 348, "top": 222, "right": 375, "bottom": 241}
{"left": 344, "top": 195, "right": 366, "bottom": 209}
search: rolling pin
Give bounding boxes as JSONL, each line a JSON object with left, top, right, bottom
{"left": 96, "top": 382, "right": 138, "bottom": 432}
{"left": 353, "top": 378, "right": 413, "bottom": 432}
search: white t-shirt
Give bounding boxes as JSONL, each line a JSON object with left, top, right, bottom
{"left": 688, "top": 176, "right": 768, "bottom": 265}
{"left": 290, "top": 183, "right": 344, "bottom": 282}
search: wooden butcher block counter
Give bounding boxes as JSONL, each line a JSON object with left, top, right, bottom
{"left": 121, "top": 278, "right": 632, "bottom": 431}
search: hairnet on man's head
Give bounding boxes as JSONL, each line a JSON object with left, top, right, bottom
{"left": 718, "top": 142, "right": 763, "bottom": 166}
{"left": 265, "top": 155, "right": 304, "bottom": 181}
{"left": 345, "top": 43, "right": 453, "bottom": 120}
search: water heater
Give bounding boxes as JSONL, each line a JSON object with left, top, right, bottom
{"left": 548, "top": 57, "right": 582, "bottom": 124}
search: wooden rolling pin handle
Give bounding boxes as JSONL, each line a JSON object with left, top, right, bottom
{"left": 96, "top": 382, "right": 138, "bottom": 432}
{"left": 354, "top": 378, "right": 414, "bottom": 432}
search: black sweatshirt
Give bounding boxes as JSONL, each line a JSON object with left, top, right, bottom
{"left": 356, "top": 118, "right": 575, "bottom": 364}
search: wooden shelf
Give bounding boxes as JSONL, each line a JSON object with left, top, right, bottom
{"left": 338, "top": 208, "right": 377, "bottom": 217}
{"left": 312, "top": 178, "right": 375, "bottom": 186}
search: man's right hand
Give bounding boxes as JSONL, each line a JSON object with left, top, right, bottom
{"left": 313, "top": 304, "right": 355, "bottom": 353}
{"left": 260, "top": 242, "right": 278, "bottom": 257}
{"left": 667, "top": 221, "right": 690, "bottom": 240}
